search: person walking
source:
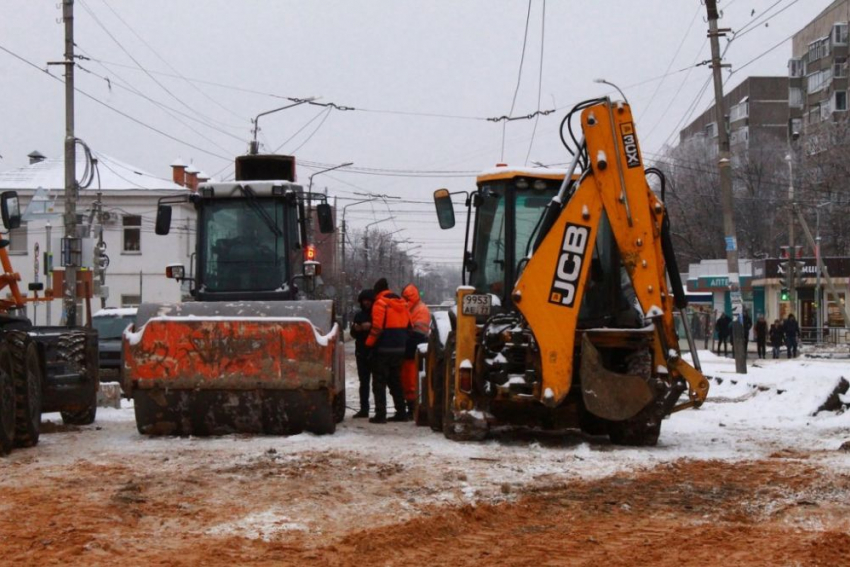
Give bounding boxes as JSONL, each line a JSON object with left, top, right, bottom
{"left": 715, "top": 312, "right": 731, "bottom": 357}
{"left": 349, "top": 289, "right": 375, "bottom": 418}
{"left": 401, "top": 283, "right": 431, "bottom": 417}
{"left": 754, "top": 313, "right": 768, "bottom": 359}
{"left": 365, "top": 278, "right": 411, "bottom": 424}
{"left": 784, "top": 313, "right": 800, "bottom": 358}
{"left": 769, "top": 319, "right": 784, "bottom": 359}
{"left": 742, "top": 309, "right": 753, "bottom": 358}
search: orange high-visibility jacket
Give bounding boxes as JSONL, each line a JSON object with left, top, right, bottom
{"left": 366, "top": 289, "right": 411, "bottom": 354}
{"left": 402, "top": 284, "right": 430, "bottom": 337}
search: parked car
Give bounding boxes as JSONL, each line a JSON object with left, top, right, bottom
{"left": 92, "top": 308, "right": 137, "bottom": 383}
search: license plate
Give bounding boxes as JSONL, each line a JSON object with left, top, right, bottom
{"left": 462, "top": 294, "right": 492, "bottom": 316}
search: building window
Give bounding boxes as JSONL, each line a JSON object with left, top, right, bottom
{"left": 730, "top": 101, "right": 749, "bottom": 122}
{"left": 834, "top": 57, "right": 847, "bottom": 78}
{"left": 788, "top": 58, "right": 805, "bottom": 78}
{"left": 790, "top": 118, "right": 802, "bottom": 137}
{"left": 834, "top": 23, "right": 848, "bottom": 46}
{"left": 827, "top": 292, "right": 846, "bottom": 327}
{"left": 8, "top": 221, "right": 27, "bottom": 255}
{"left": 123, "top": 215, "right": 141, "bottom": 252}
{"left": 789, "top": 87, "right": 803, "bottom": 108}
{"left": 835, "top": 91, "right": 847, "bottom": 112}
{"left": 121, "top": 294, "right": 141, "bottom": 308}
{"left": 705, "top": 122, "right": 718, "bottom": 138}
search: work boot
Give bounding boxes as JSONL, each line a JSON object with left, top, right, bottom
{"left": 369, "top": 415, "right": 387, "bottom": 424}
{"left": 352, "top": 409, "right": 369, "bottom": 419}
{"left": 389, "top": 412, "right": 407, "bottom": 422}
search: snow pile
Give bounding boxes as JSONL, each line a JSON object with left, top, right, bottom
{"left": 206, "top": 510, "right": 309, "bottom": 541}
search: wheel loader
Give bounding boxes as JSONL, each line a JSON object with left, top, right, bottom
{"left": 0, "top": 191, "right": 100, "bottom": 456}
{"left": 422, "top": 98, "right": 708, "bottom": 446}
{"left": 122, "top": 154, "right": 345, "bottom": 436}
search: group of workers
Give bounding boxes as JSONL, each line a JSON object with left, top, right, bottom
{"left": 349, "top": 278, "right": 431, "bottom": 423}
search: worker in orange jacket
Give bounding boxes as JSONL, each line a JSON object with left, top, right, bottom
{"left": 401, "top": 283, "right": 431, "bottom": 416}
{"left": 365, "top": 278, "right": 411, "bottom": 423}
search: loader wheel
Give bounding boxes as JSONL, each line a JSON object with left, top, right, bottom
{"left": 607, "top": 349, "right": 661, "bottom": 447}
{"left": 58, "top": 331, "right": 97, "bottom": 426}
{"left": 308, "top": 402, "right": 336, "bottom": 435}
{"left": 333, "top": 389, "right": 346, "bottom": 424}
{"left": 8, "top": 333, "right": 42, "bottom": 448}
{"left": 0, "top": 342, "right": 16, "bottom": 455}
{"left": 427, "top": 336, "right": 445, "bottom": 432}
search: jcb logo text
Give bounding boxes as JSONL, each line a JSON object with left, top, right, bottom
{"left": 620, "top": 123, "right": 641, "bottom": 168}
{"left": 549, "top": 223, "right": 590, "bottom": 307}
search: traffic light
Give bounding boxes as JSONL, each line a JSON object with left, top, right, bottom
{"left": 778, "top": 260, "right": 792, "bottom": 290}
{"left": 780, "top": 288, "right": 790, "bottom": 302}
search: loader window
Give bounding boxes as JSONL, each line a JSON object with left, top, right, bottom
{"left": 201, "top": 199, "right": 288, "bottom": 292}
{"left": 470, "top": 185, "right": 507, "bottom": 295}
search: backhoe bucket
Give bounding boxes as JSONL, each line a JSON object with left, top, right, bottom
{"left": 123, "top": 301, "right": 341, "bottom": 436}
{"left": 579, "top": 335, "right": 654, "bottom": 421}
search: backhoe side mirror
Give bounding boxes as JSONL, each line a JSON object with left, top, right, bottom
{"left": 155, "top": 205, "right": 172, "bottom": 235}
{"left": 434, "top": 188, "right": 455, "bottom": 230}
{"left": 1, "top": 191, "right": 22, "bottom": 230}
{"left": 316, "top": 203, "right": 334, "bottom": 234}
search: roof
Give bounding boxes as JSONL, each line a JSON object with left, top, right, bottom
{"left": 0, "top": 152, "right": 183, "bottom": 191}
{"left": 477, "top": 166, "right": 569, "bottom": 184}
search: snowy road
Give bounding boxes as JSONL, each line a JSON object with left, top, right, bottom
{"left": 0, "top": 346, "right": 848, "bottom": 565}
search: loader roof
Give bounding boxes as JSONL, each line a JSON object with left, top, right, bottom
{"left": 196, "top": 181, "right": 304, "bottom": 198}
{"left": 476, "top": 166, "right": 568, "bottom": 184}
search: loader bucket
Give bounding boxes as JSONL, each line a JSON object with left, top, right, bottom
{"left": 123, "top": 300, "right": 342, "bottom": 436}
{"left": 579, "top": 334, "right": 654, "bottom": 421}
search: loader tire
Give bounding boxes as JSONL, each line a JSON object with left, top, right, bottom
{"left": 58, "top": 331, "right": 97, "bottom": 426}
{"left": 308, "top": 402, "right": 336, "bottom": 435}
{"left": 333, "top": 389, "right": 346, "bottom": 424}
{"left": 427, "top": 336, "right": 446, "bottom": 433}
{"left": 8, "top": 332, "right": 42, "bottom": 448}
{"left": 607, "top": 349, "right": 661, "bottom": 447}
{"left": 0, "top": 342, "right": 16, "bottom": 455}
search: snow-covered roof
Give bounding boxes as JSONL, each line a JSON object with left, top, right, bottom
{"left": 0, "top": 152, "right": 183, "bottom": 191}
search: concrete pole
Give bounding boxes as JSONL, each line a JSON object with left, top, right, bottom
{"left": 786, "top": 157, "right": 797, "bottom": 317}
{"left": 62, "top": 0, "right": 78, "bottom": 327}
{"left": 705, "top": 0, "right": 746, "bottom": 373}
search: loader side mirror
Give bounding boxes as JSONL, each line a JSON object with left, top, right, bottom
{"left": 316, "top": 202, "right": 334, "bottom": 234}
{"left": 434, "top": 188, "right": 455, "bottom": 229}
{"left": 1, "top": 191, "right": 21, "bottom": 230}
{"left": 155, "top": 205, "right": 172, "bottom": 235}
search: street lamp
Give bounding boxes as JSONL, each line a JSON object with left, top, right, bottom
{"left": 363, "top": 217, "right": 393, "bottom": 274}
{"left": 594, "top": 78, "right": 629, "bottom": 104}
{"left": 250, "top": 97, "right": 319, "bottom": 154}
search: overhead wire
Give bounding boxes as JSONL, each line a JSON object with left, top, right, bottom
{"left": 502, "top": 0, "right": 534, "bottom": 162}
{"left": 524, "top": 0, "right": 546, "bottom": 166}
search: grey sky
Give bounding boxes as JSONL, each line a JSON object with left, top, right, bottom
{"left": 0, "top": 1, "right": 833, "bottom": 266}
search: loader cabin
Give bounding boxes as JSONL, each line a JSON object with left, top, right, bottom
{"left": 155, "top": 154, "right": 334, "bottom": 302}
{"left": 435, "top": 167, "right": 630, "bottom": 326}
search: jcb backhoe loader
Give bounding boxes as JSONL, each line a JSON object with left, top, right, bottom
{"left": 122, "top": 154, "right": 344, "bottom": 436}
{"left": 424, "top": 98, "right": 708, "bottom": 445}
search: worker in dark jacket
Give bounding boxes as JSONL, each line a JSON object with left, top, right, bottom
{"left": 350, "top": 289, "right": 375, "bottom": 418}
{"left": 365, "top": 278, "right": 411, "bottom": 423}
{"left": 715, "top": 312, "right": 731, "bottom": 357}
{"left": 769, "top": 319, "right": 784, "bottom": 359}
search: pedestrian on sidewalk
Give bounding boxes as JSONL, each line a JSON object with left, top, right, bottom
{"left": 715, "top": 312, "right": 731, "bottom": 357}
{"left": 349, "top": 289, "right": 375, "bottom": 418}
{"left": 365, "top": 278, "right": 411, "bottom": 424}
{"left": 754, "top": 313, "right": 767, "bottom": 359}
{"left": 401, "top": 283, "right": 431, "bottom": 417}
{"left": 769, "top": 319, "right": 784, "bottom": 359}
{"left": 784, "top": 314, "right": 800, "bottom": 358}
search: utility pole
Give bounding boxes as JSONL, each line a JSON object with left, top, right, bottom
{"left": 785, "top": 153, "right": 797, "bottom": 318}
{"left": 705, "top": 0, "right": 746, "bottom": 373}
{"left": 62, "top": 0, "right": 78, "bottom": 327}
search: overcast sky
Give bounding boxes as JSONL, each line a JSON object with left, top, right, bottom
{"left": 0, "top": 0, "right": 834, "bottom": 267}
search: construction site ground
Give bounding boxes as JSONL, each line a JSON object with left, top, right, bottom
{"left": 1, "top": 345, "right": 849, "bottom": 566}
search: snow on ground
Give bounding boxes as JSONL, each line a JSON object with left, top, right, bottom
{"left": 26, "top": 346, "right": 849, "bottom": 506}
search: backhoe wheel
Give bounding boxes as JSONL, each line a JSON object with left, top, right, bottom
{"left": 8, "top": 333, "right": 42, "bottom": 448}
{"left": 0, "top": 342, "right": 16, "bottom": 455}
{"left": 333, "top": 389, "right": 346, "bottom": 424}
{"left": 427, "top": 336, "right": 445, "bottom": 432}
{"left": 58, "top": 331, "right": 97, "bottom": 426}
{"left": 607, "top": 349, "right": 661, "bottom": 447}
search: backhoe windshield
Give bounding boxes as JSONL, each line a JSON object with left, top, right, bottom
{"left": 470, "top": 180, "right": 558, "bottom": 296}
{"left": 201, "top": 199, "right": 295, "bottom": 292}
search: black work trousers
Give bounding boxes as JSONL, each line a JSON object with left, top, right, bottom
{"left": 355, "top": 353, "right": 372, "bottom": 412}
{"left": 371, "top": 352, "right": 405, "bottom": 418}
{"left": 756, "top": 338, "right": 767, "bottom": 359}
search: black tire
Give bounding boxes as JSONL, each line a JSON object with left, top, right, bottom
{"left": 333, "top": 388, "right": 346, "bottom": 424}
{"left": 308, "top": 402, "right": 336, "bottom": 435}
{"left": 0, "top": 342, "right": 16, "bottom": 455}
{"left": 441, "top": 334, "right": 458, "bottom": 440}
{"left": 607, "top": 349, "right": 661, "bottom": 447}
{"left": 8, "top": 332, "right": 42, "bottom": 448}
{"left": 427, "top": 336, "right": 446, "bottom": 432}
{"left": 58, "top": 331, "right": 97, "bottom": 426}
